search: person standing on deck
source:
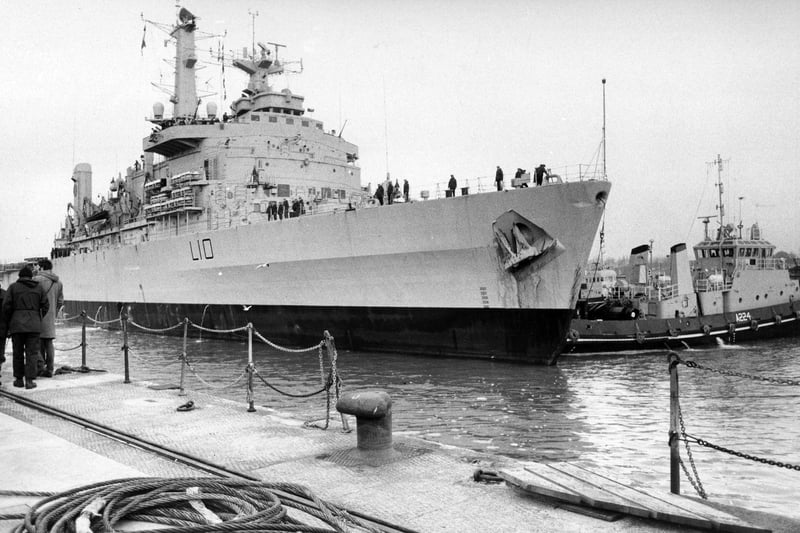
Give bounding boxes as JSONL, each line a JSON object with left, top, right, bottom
{"left": 2, "top": 266, "right": 49, "bottom": 389}
{"left": 534, "top": 164, "right": 549, "bottom": 186}
{"left": 33, "top": 259, "right": 64, "bottom": 378}
{"left": 387, "top": 180, "right": 395, "bottom": 205}
{"left": 495, "top": 166, "right": 504, "bottom": 191}
{"left": 447, "top": 174, "right": 457, "bottom": 197}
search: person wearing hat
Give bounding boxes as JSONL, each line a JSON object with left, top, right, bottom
{"left": 1, "top": 265, "right": 49, "bottom": 389}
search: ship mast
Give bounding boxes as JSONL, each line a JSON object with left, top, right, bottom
{"left": 171, "top": 8, "right": 199, "bottom": 119}
{"left": 712, "top": 153, "right": 725, "bottom": 237}
{"left": 602, "top": 78, "right": 607, "bottom": 180}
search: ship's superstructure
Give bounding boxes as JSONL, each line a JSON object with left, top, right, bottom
{"left": 52, "top": 8, "right": 611, "bottom": 363}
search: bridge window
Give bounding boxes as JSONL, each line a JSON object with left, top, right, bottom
{"left": 269, "top": 116, "right": 277, "bottom": 123}
{"left": 302, "top": 120, "right": 309, "bottom": 127}
{"left": 722, "top": 248, "right": 734, "bottom": 257}
{"left": 286, "top": 118, "right": 295, "bottom": 125}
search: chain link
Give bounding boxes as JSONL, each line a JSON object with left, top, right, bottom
{"left": 684, "top": 434, "right": 800, "bottom": 471}
{"left": 677, "top": 398, "right": 707, "bottom": 498}
{"left": 682, "top": 359, "right": 800, "bottom": 386}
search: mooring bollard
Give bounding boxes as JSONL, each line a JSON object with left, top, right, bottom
{"left": 336, "top": 390, "right": 393, "bottom": 451}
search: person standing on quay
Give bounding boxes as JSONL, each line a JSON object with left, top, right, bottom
{"left": 2, "top": 266, "right": 49, "bottom": 389}
{"left": 403, "top": 179, "right": 410, "bottom": 202}
{"left": 495, "top": 166, "right": 504, "bottom": 191}
{"left": 447, "top": 174, "right": 457, "bottom": 197}
{"left": 34, "top": 258, "right": 64, "bottom": 378}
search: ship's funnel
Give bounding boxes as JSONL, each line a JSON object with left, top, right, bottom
{"left": 629, "top": 244, "right": 650, "bottom": 284}
{"left": 669, "top": 243, "right": 693, "bottom": 296}
{"left": 72, "top": 163, "right": 92, "bottom": 225}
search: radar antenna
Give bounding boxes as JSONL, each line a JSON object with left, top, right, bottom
{"left": 697, "top": 215, "right": 717, "bottom": 241}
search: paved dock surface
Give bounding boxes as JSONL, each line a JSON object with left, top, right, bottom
{"left": 0, "top": 372, "right": 795, "bottom": 532}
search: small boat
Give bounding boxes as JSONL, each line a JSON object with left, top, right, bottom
{"left": 566, "top": 155, "right": 800, "bottom": 352}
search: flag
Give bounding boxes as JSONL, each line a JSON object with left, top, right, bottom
{"left": 140, "top": 24, "right": 146, "bottom": 54}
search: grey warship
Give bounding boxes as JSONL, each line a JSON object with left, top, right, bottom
{"left": 51, "top": 7, "right": 610, "bottom": 363}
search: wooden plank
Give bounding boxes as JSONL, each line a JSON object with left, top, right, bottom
{"left": 520, "top": 462, "right": 714, "bottom": 529}
{"left": 499, "top": 467, "right": 583, "bottom": 505}
{"left": 553, "top": 463, "right": 770, "bottom": 533}
{"left": 501, "top": 462, "right": 771, "bottom": 533}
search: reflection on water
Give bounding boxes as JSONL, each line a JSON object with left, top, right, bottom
{"left": 45, "top": 326, "right": 800, "bottom": 519}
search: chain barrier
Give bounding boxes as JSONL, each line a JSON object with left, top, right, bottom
{"left": 127, "top": 319, "right": 186, "bottom": 334}
{"left": 84, "top": 316, "right": 122, "bottom": 326}
{"left": 669, "top": 352, "right": 800, "bottom": 500}
{"left": 53, "top": 342, "right": 83, "bottom": 352}
{"left": 252, "top": 330, "right": 323, "bottom": 353}
{"left": 680, "top": 358, "right": 800, "bottom": 386}
{"left": 54, "top": 309, "right": 342, "bottom": 428}
{"left": 178, "top": 352, "right": 248, "bottom": 390}
{"left": 684, "top": 433, "right": 800, "bottom": 471}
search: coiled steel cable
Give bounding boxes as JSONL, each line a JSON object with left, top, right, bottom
{"left": 9, "top": 477, "right": 386, "bottom": 533}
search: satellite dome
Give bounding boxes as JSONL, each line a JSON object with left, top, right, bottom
{"left": 206, "top": 101, "right": 218, "bottom": 118}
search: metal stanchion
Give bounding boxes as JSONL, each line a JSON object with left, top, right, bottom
{"left": 122, "top": 310, "right": 130, "bottom": 384}
{"left": 247, "top": 323, "right": 256, "bottom": 412}
{"left": 80, "top": 310, "right": 87, "bottom": 370}
{"left": 669, "top": 352, "right": 680, "bottom": 494}
{"left": 179, "top": 318, "right": 188, "bottom": 396}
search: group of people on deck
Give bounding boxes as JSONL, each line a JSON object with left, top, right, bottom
{"left": 495, "top": 164, "right": 550, "bottom": 190}
{"left": 1, "top": 259, "right": 64, "bottom": 390}
{"left": 374, "top": 176, "right": 410, "bottom": 206}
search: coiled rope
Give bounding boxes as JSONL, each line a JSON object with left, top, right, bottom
{"left": 4, "top": 477, "right": 384, "bottom": 533}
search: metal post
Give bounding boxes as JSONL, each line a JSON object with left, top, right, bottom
{"left": 81, "top": 310, "right": 87, "bottom": 370}
{"left": 324, "top": 330, "right": 349, "bottom": 431}
{"left": 247, "top": 323, "right": 256, "bottom": 412}
{"left": 122, "top": 310, "right": 130, "bottom": 384}
{"left": 179, "top": 318, "right": 188, "bottom": 396}
{"left": 668, "top": 352, "right": 680, "bottom": 494}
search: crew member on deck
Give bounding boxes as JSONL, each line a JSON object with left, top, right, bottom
{"left": 495, "top": 166, "right": 504, "bottom": 191}
{"left": 534, "top": 164, "right": 549, "bottom": 186}
{"left": 448, "top": 174, "right": 457, "bottom": 197}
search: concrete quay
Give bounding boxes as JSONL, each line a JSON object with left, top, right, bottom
{"left": 0, "top": 371, "right": 795, "bottom": 532}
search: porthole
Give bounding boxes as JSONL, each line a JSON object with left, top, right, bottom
{"left": 756, "top": 295, "right": 760, "bottom": 301}
{"left": 738, "top": 297, "right": 742, "bottom": 303}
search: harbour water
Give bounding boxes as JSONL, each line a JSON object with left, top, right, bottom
{"left": 34, "top": 324, "right": 800, "bottom": 520}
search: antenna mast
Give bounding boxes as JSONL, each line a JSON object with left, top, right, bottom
{"left": 248, "top": 9, "right": 259, "bottom": 58}
{"left": 712, "top": 154, "right": 725, "bottom": 230}
{"left": 602, "top": 78, "right": 607, "bottom": 180}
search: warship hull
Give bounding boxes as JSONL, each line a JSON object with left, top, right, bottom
{"left": 55, "top": 181, "right": 609, "bottom": 363}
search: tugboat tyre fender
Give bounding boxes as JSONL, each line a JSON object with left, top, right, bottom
{"left": 702, "top": 324, "right": 711, "bottom": 335}
{"left": 750, "top": 319, "right": 759, "bottom": 331}
{"left": 635, "top": 331, "right": 646, "bottom": 344}
{"left": 668, "top": 328, "right": 678, "bottom": 337}
{"left": 774, "top": 314, "right": 782, "bottom": 326}
{"left": 567, "top": 329, "right": 579, "bottom": 342}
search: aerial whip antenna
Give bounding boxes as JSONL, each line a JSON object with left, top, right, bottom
{"left": 602, "top": 78, "right": 607, "bottom": 180}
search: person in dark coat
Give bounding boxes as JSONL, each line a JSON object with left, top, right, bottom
{"left": 495, "top": 166, "right": 504, "bottom": 191}
{"left": 33, "top": 259, "right": 64, "bottom": 378}
{"left": 386, "top": 181, "right": 394, "bottom": 205}
{"left": 2, "top": 266, "right": 49, "bottom": 389}
{"left": 534, "top": 164, "right": 549, "bottom": 186}
{"left": 447, "top": 174, "right": 457, "bottom": 197}
{"left": 403, "top": 179, "right": 410, "bottom": 201}
{"left": 0, "top": 282, "right": 6, "bottom": 384}
{"left": 375, "top": 183, "right": 384, "bottom": 205}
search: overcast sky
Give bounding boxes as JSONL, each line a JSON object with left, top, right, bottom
{"left": 1, "top": 0, "right": 798, "bottom": 263}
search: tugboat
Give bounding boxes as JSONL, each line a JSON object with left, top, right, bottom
{"left": 49, "top": 7, "right": 610, "bottom": 364}
{"left": 567, "top": 155, "right": 800, "bottom": 352}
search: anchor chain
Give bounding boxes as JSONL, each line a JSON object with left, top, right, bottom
{"left": 684, "top": 434, "right": 800, "bottom": 471}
